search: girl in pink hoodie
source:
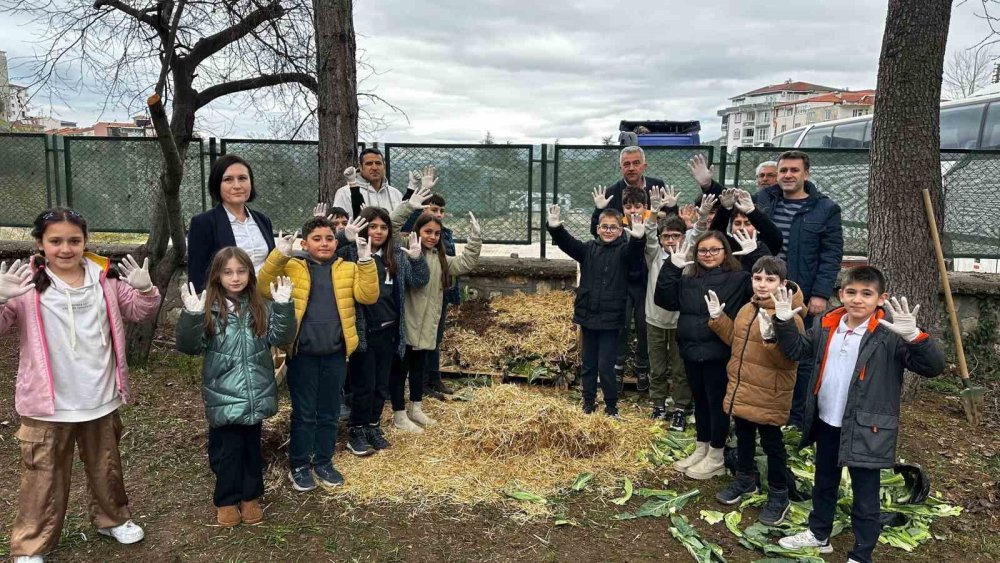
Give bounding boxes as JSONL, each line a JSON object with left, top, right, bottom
{"left": 0, "top": 208, "right": 161, "bottom": 563}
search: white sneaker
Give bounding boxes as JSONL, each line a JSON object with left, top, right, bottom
{"left": 392, "top": 410, "right": 424, "bottom": 433}
{"left": 98, "top": 519, "right": 145, "bottom": 544}
{"left": 14, "top": 556, "right": 45, "bottom": 563}
{"left": 407, "top": 401, "right": 436, "bottom": 427}
{"left": 778, "top": 529, "right": 833, "bottom": 554}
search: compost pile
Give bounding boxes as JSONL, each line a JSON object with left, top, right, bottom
{"left": 270, "top": 384, "right": 652, "bottom": 515}
{"left": 441, "top": 291, "right": 578, "bottom": 381}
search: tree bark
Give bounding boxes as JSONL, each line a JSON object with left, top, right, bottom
{"left": 315, "top": 0, "right": 358, "bottom": 204}
{"left": 867, "top": 0, "right": 952, "bottom": 402}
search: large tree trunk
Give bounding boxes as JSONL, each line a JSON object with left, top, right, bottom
{"left": 314, "top": 0, "right": 359, "bottom": 203}
{"left": 867, "top": 0, "right": 952, "bottom": 402}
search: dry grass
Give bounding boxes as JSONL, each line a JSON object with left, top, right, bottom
{"left": 443, "top": 291, "right": 578, "bottom": 374}
{"left": 263, "top": 384, "right": 655, "bottom": 518}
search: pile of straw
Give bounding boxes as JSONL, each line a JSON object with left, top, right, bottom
{"left": 267, "top": 385, "right": 654, "bottom": 515}
{"left": 442, "top": 291, "right": 578, "bottom": 375}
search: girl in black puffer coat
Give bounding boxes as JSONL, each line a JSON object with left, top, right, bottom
{"left": 654, "top": 230, "right": 768, "bottom": 480}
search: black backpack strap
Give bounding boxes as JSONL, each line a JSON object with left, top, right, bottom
{"left": 350, "top": 186, "right": 365, "bottom": 217}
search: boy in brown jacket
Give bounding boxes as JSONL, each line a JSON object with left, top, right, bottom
{"left": 704, "top": 256, "right": 805, "bottom": 525}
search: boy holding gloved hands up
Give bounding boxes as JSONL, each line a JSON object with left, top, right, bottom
{"left": 547, "top": 204, "right": 645, "bottom": 416}
{"left": 772, "top": 266, "right": 946, "bottom": 563}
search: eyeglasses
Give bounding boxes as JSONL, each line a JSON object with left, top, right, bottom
{"left": 598, "top": 224, "right": 621, "bottom": 233}
{"left": 697, "top": 247, "right": 724, "bottom": 257}
{"left": 661, "top": 233, "right": 684, "bottom": 240}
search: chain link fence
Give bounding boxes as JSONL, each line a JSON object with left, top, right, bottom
{"left": 0, "top": 134, "right": 51, "bottom": 227}
{"left": 552, "top": 145, "right": 714, "bottom": 238}
{"left": 733, "top": 147, "right": 1000, "bottom": 258}
{"left": 385, "top": 143, "right": 534, "bottom": 244}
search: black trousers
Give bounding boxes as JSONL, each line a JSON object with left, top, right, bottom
{"left": 615, "top": 281, "right": 649, "bottom": 373}
{"left": 808, "top": 419, "right": 881, "bottom": 563}
{"left": 734, "top": 416, "right": 788, "bottom": 490}
{"left": 208, "top": 423, "right": 264, "bottom": 507}
{"left": 580, "top": 328, "right": 619, "bottom": 412}
{"left": 400, "top": 347, "right": 430, "bottom": 405}
{"left": 351, "top": 326, "right": 396, "bottom": 426}
{"left": 788, "top": 314, "right": 815, "bottom": 427}
{"left": 684, "top": 359, "right": 730, "bottom": 448}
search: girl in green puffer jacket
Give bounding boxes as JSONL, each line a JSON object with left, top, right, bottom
{"left": 176, "top": 247, "right": 296, "bottom": 528}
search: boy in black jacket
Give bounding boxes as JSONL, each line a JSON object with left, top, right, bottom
{"left": 547, "top": 204, "right": 645, "bottom": 416}
{"left": 772, "top": 266, "right": 945, "bottom": 563}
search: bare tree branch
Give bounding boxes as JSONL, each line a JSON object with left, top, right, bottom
{"left": 185, "top": 0, "right": 285, "bottom": 67}
{"left": 92, "top": 0, "right": 160, "bottom": 29}
{"left": 196, "top": 72, "right": 317, "bottom": 108}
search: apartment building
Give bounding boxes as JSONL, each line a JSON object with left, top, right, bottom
{"left": 772, "top": 89, "right": 876, "bottom": 135}
{"left": 718, "top": 80, "right": 838, "bottom": 153}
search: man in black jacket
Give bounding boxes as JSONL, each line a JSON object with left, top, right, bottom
{"left": 604, "top": 146, "right": 667, "bottom": 214}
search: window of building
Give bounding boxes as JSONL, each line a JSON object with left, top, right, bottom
{"left": 852, "top": 109, "right": 869, "bottom": 117}
{"left": 940, "top": 102, "right": 986, "bottom": 149}
{"left": 760, "top": 110, "right": 770, "bottom": 120}
{"left": 824, "top": 109, "right": 833, "bottom": 120}
{"left": 744, "top": 128, "right": 754, "bottom": 138}
{"left": 734, "top": 113, "right": 742, "bottom": 123}
{"left": 732, "top": 129, "right": 740, "bottom": 140}
{"left": 746, "top": 111, "right": 755, "bottom": 122}
{"left": 756, "top": 128, "right": 769, "bottom": 141}
{"left": 781, "top": 124, "right": 787, "bottom": 132}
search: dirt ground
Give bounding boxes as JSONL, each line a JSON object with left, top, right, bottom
{"left": 0, "top": 327, "right": 997, "bottom": 563}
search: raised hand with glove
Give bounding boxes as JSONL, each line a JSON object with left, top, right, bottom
{"left": 356, "top": 236, "right": 373, "bottom": 262}
{"left": 275, "top": 230, "right": 299, "bottom": 257}
{"left": 468, "top": 212, "right": 482, "bottom": 240}
{"left": 547, "top": 204, "right": 563, "bottom": 228}
{"left": 0, "top": 260, "right": 33, "bottom": 303}
{"left": 421, "top": 165, "right": 439, "bottom": 191}
{"left": 403, "top": 232, "right": 423, "bottom": 259}
{"left": 269, "top": 276, "right": 294, "bottom": 304}
{"left": 731, "top": 228, "right": 759, "bottom": 256}
{"left": 735, "top": 189, "right": 755, "bottom": 214}
{"left": 344, "top": 216, "right": 368, "bottom": 242}
{"left": 592, "top": 186, "right": 613, "bottom": 210}
{"left": 720, "top": 188, "right": 737, "bottom": 210}
{"left": 180, "top": 282, "right": 207, "bottom": 313}
{"left": 668, "top": 240, "right": 694, "bottom": 269}
{"left": 343, "top": 166, "right": 359, "bottom": 187}
{"left": 687, "top": 154, "right": 714, "bottom": 189}
{"left": 118, "top": 254, "right": 153, "bottom": 293}
{"left": 625, "top": 213, "right": 645, "bottom": 239}
{"left": 878, "top": 296, "right": 923, "bottom": 342}
{"left": 772, "top": 285, "right": 803, "bottom": 321}
{"left": 704, "top": 289, "right": 725, "bottom": 319}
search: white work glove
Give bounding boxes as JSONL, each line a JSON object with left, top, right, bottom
{"left": 668, "top": 240, "right": 694, "bottom": 269}
{"left": 547, "top": 204, "right": 562, "bottom": 228}
{"left": 119, "top": 254, "right": 153, "bottom": 292}
{"left": 592, "top": 185, "right": 613, "bottom": 210}
{"left": 468, "top": 212, "right": 481, "bottom": 239}
{"left": 403, "top": 232, "right": 423, "bottom": 259}
{"left": 662, "top": 185, "right": 679, "bottom": 208}
{"left": 275, "top": 230, "right": 299, "bottom": 257}
{"left": 735, "top": 189, "right": 755, "bottom": 214}
{"left": 0, "top": 260, "right": 33, "bottom": 303}
{"left": 179, "top": 282, "right": 206, "bottom": 313}
{"left": 687, "top": 154, "right": 714, "bottom": 188}
{"left": 757, "top": 309, "right": 775, "bottom": 340}
{"left": 720, "top": 188, "right": 737, "bottom": 210}
{"left": 772, "top": 285, "right": 803, "bottom": 322}
{"left": 625, "top": 213, "right": 645, "bottom": 239}
{"left": 421, "top": 165, "right": 439, "bottom": 190}
{"left": 344, "top": 216, "right": 368, "bottom": 242}
{"left": 269, "top": 276, "right": 294, "bottom": 304}
{"left": 343, "top": 166, "right": 359, "bottom": 187}
{"left": 698, "top": 193, "right": 718, "bottom": 221}
{"left": 408, "top": 185, "right": 432, "bottom": 209}
{"left": 731, "top": 228, "right": 758, "bottom": 256}
{"left": 356, "top": 236, "right": 372, "bottom": 262}
{"left": 407, "top": 169, "right": 420, "bottom": 192}
{"left": 878, "top": 296, "right": 922, "bottom": 342}
{"left": 704, "top": 289, "right": 725, "bottom": 320}
{"left": 312, "top": 202, "right": 328, "bottom": 218}
{"left": 649, "top": 186, "right": 678, "bottom": 212}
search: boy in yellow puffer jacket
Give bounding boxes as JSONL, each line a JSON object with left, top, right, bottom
{"left": 704, "top": 255, "right": 806, "bottom": 526}
{"left": 258, "top": 216, "right": 379, "bottom": 492}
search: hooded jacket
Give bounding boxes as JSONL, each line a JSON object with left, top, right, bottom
{"left": 775, "top": 306, "right": 946, "bottom": 468}
{"left": 547, "top": 223, "right": 644, "bottom": 330}
{"left": 708, "top": 282, "right": 806, "bottom": 426}
{"left": 176, "top": 298, "right": 296, "bottom": 427}
{"left": 332, "top": 177, "right": 403, "bottom": 219}
{"left": 753, "top": 181, "right": 843, "bottom": 301}
{"left": 0, "top": 253, "right": 161, "bottom": 417}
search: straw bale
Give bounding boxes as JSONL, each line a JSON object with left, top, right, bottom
{"left": 443, "top": 291, "right": 578, "bottom": 374}
{"left": 308, "top": 384, "right": 655, "bottom": 516}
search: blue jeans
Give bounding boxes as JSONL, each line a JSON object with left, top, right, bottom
{"left": 580, "top": 328, "right": 619, "bottom": 413}
{"left": 286, "top": 353, "right": 346, "bottom": 469}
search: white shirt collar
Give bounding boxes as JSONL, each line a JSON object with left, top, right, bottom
{"left": 224, "top": 206, "right": 254, "bottom": 224}
{"left": 837, "top": 315, "right": 870, "bottom": 336}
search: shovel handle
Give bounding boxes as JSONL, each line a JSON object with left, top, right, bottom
{"left": 921, "top": 189, "right": 970, "bottom": 381}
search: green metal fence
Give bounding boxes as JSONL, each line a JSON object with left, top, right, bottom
{"left": 733, "top": 147, "right": 1000, "bottom": 258}
{"left": 553, "top": 145, "right": 714, "bottom": 238}
{"left": 0, "top": 134, "right": 51, "bottom": 227}
{"left": 385, "top": 143, "right": 534, "bottom": 244}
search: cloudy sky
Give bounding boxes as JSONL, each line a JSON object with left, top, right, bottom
{"left": 0, "top": 0, "right": 992, "bottom": 144}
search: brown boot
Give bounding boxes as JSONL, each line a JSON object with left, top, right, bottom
{"left": 217, "top": 505, "right": 241, "bottom": 527}
{"left": 240, "top": 499, "right": 264, "bottom": 525}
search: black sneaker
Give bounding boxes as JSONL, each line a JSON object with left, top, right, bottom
{"left": 583, "top": 401, "right": 597, "bottom": 414}
{"left": 288, "top": 465, "right": 317, "bottom": 492}
{"left": 759, "top": 487, "right": 790, "bottom": 526}
{"left": 670, "top": 409, "right": 687, "bottom": 432}
{"left": 312, "top": 463, "right": 345, "bottom": 489}
{"left": 614, "top": 366, "right": 625, "bottom": 393}
{"left": 651, "top": 405, "right": 668, "bottom": 420}
{"left": 716, "top": 472, "right": 759, "bottom": 505}
{"left": 430, "top": 379, "right": 454, "bottom": 395}
{"left": 636, "top": 372, "right": 650, "bottom": 392}
{"left": 605, "top": 405, "right": 619, "bottom": 418}
{"left": 424, "top": 385, "right": 445, "bottom": 401}
{"left": 365, "top": 424, "right": 391, "bottom": 450}
{"left": 347, "top": 426, "right": 376, "bottom": 456}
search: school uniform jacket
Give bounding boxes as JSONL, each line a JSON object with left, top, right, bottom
{"left": 257, "top": 249, "right": 379, "bottom": 357}
{"left": 708, "top": 283, "right": 806, "bottom": 426}
{"left": 775, "top": 306, "right": 946, "bottom": 468}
